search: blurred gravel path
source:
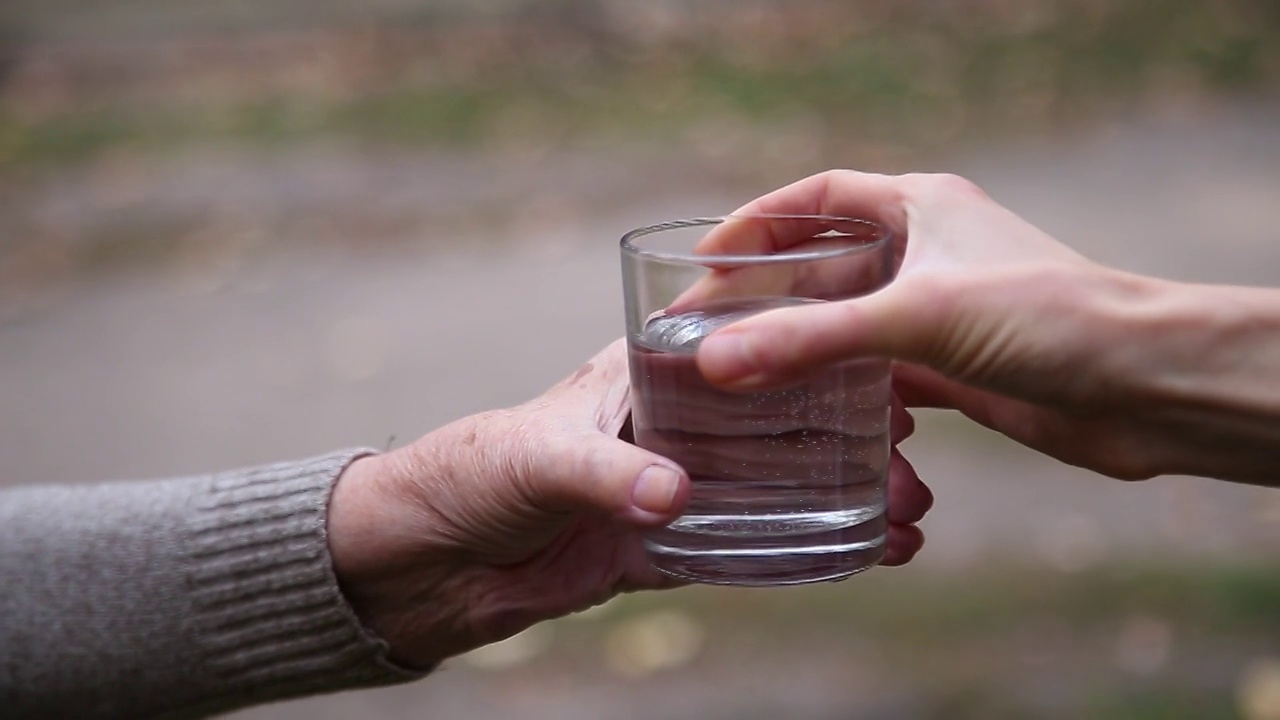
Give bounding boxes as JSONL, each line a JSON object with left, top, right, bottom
{"left": 2, "top": 99, "right": 1278, "bottom": 719}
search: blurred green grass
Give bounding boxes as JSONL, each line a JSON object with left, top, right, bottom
{"left": 2, "top": 0, "right": 1277, "bottom": 167}
{"left": 553, "top": 562, "right": 1280, "bottom": 719}
{"left": 603, "top": 562, "right": 1280, "bottom": 638}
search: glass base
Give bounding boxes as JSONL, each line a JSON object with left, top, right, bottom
{"left": 646, "top": 544, "right": 885, "bottom": 587}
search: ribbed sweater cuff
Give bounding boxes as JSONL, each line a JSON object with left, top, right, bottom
{"left": 184, "top": 449, "right": 421, "bottom": 702}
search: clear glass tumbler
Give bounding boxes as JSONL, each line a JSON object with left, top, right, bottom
{"left": 620, "top": 214, "right": 894, "bottom": 586}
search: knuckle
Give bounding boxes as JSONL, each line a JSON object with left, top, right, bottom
{"left": 932, "top": 172, "right": 983, "bottom": 196}
{"left": 816, "top": 168, "right": 870, "bottom": 210}
{"left": 818, "top": 168, "right": 854, "bottom": 183}
{"left": 905, "top": 172, "right": 987, "bottom": 201}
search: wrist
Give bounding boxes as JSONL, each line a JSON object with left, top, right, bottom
{"left": 328, "top": 446, "right": 470, "bottom": 669}
{"left": 1104, "top": 275, "right": 1280, "bottom": 412}
{"left": 999, "top": 265, "right": 1166, "bottom": 409}
{"left": 328, "top": 453, "right": 405, "bottom": 589}
{"left": 1094, "top": 274, "right": 1280, "bottom": 483}
{"left": 1082, "top": 268, "right": 1177, "bottom": 404}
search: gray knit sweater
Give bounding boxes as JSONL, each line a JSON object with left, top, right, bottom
{"left": 0, "top": 449, "right": 422, "bottom": 719}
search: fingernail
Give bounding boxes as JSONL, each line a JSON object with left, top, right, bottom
{"left": 632, "top": 466, "right": 682, "bottom": 515}
{"left": 698, "top": 332, "right": 762, "bottom": 386}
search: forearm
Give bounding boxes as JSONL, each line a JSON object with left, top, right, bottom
{"left": 1115, "top": 276, "right": 1280, "bottom": 485}
{"left": 0, "top": 450, "right": 419, "bottom": 719}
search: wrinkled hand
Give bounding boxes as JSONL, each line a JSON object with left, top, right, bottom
{"left": 328, "top": 339, "right": 932, "bottom": 669}
{"left": 695, "top": 170, "right": 1276, "bottom": 484}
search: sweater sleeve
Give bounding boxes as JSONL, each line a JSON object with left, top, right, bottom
{"left": 0, "top": 449, "right": 424, "bottom": 719}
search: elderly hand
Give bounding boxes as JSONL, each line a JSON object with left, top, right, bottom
{"left": 327, "top": 339, "right": 932, "bottom": 669}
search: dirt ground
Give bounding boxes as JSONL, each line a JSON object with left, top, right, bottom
{"left": 2, "top": 98, "right": 1279, "bottom": 719}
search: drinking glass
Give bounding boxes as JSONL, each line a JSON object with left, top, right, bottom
{"left": 620, "top": 214, "right": 894, "bottom": 585}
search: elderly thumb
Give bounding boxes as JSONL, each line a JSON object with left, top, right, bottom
{"left": 523, "top": 433, "right": 690, "bottom": 527}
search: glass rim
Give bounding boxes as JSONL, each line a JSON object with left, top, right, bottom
{"left": 619, "top": 213, "right": 891, "bottom": 266}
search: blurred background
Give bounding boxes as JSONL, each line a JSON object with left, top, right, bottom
{"left": 2, "top": 0, "right": 1279, "bottom": 718}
